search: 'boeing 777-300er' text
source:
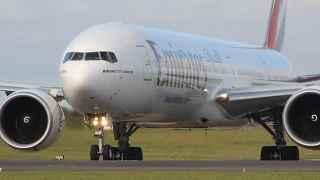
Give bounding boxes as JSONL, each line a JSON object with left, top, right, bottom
{"left": 0, "top": 0, "right": 319, "bottom": 161}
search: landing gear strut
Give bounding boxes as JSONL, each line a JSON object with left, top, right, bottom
{"left": 250, "top": 107, "right": 299, "bottom": 161}
{"left": 90, "top": 127, "right": 112, "bottom": 160}
{"left": 113, "top": 122, "right": 143, "bottom": 160}
{"left": 88, "top": 116, "right": 143, "bottom": 160}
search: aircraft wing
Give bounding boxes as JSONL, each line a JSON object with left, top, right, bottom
{"left": 215, "top": 83, "right": 306, "bottom": 117}
{"left": 0, "top": 80, "right": 64, "bottom": 101}
{"left": 292, "top": 73, "right": 320, "bottom": 83}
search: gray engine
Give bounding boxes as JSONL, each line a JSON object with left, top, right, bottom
{"left": 283, "top": 86, "right": 320, "bottom": 150}
{"left": 0, "top": 89, "right": 64, "bottom": 151}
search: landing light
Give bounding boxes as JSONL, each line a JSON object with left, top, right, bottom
{"left": 216, "top": 93, "right": 229, "bottom": 103}
{"left": 101, "top": 119, "right": 107, "bottom": 126}
{"left": 93, "top": 120, "right": 98, "bottom": 126}
{"left": 220, "top": 93, "right": 228, "bottom": 99}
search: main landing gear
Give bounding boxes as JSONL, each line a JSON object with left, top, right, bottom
{"left": 89, "top": 120, "right": 143, "bottom": 161}
{"left": 250, "top": 107, "right": 299, "bottom": 161}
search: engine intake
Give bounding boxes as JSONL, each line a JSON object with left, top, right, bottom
{"left": 0, "top": 89, "right": 64, "bottom": 151}
{"left": 283, "top": 86, "right": 320, "bottom": 149}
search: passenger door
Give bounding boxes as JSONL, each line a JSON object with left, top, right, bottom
{"left": 137, "top": 46, "right": 152, "bottom": 81}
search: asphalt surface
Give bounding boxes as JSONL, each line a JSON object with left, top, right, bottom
{"left": 0, "top": 160, "right": 320, "bottom": 171}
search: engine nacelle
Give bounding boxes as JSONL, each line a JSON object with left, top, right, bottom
{"left": 0, "top": 89, "right": 64, "bottom": 151}
{"left": 283, "top": 86, "right": 320, "bottom": 150}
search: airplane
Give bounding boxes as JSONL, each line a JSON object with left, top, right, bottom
{"left": 0, "top": 0, "right": 319, "bottom": 161}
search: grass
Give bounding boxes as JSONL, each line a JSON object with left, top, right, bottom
{"left": 1, "top": 171, "right": 320, "bottom": 180}
{"left": 0, "top": 126, "right": 319, "bottom": 160}
{"left": 1, "top": 127, "right": 320, "bottom": 179}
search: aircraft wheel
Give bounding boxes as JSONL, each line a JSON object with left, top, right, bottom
{"left": 261, "top": 146, "right": 276, "bottom": 160}
{"left": 90, "top": 144, "right": 100, "bottom": 160}
{"left": 281, "top": 146, "right": 299, "bottom": 160}
{"left": 102, "top": 144, "right": 112, "bottom": 160}
{"left": 123, "top": 147, "right": 134, "bottom": 160}
{"left": 135, "top": 147, "right": 143, "bottom": 160}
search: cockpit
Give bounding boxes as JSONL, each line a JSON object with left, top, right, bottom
{"left": 63, "top": 51, "right": 118, "bottom": 63}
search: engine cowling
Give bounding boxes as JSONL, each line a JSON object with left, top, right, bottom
{"left": 0, "top": 89, "right": 64, "bottom": 151}
{"left": 283, "top": 86, "right": 320, "bottom": 150}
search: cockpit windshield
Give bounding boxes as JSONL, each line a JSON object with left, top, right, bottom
{"left": 71, "top": 52, "right": 84, "bottom": 60}
{"left": 85, "top": 52, "right": 100, "bottom": 60}
{"left": 63, "top": 52, "right": 74, "bottom": 63}
{"left": 63, "top": 51, "right": 118, "bottom": 63}
{"left": 100, "top": 52, "right": 111, "bottom": 62}
{"left": 109, "top": 52, "right": 118, "bottom": 63}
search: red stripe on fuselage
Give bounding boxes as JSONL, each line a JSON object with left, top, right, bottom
{"left": 267, "top": 0, "right": 281, "bottom": 50}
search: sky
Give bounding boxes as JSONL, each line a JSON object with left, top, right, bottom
{"left": 0, "top": 0, "right": 320, "bottom": 85}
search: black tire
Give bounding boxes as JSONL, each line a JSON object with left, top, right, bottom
{"left": 90, "top": 144, "right": 100, "bottom": 160}
{"left": 130, "top": 147, "right": 137, "bottom": 160}
{"left": 291, "top": 146, "right": 299, "bottom": 161}
{"left": 123, "top": 147, "right": 133, "bottom": 160}
{"left": 261, "top": 146, "right": 276, "bottom": 160}
{"left": 102, "top": 145, "right": 112, "bottom": 160}
{"left": 281, "top": 146, "right": 291, "bottom": 160}
{"left": 111, "top": 147, "right": 119, "bottom": 160}
{"left": 281, "top": 146, "right": 299, "bottom": 160}
{"left": 135, "top": 147, "right": 143, "bottom": 160}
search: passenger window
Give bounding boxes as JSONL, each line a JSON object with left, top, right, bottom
{"left": 85, "top": 52, "right": 100, "bottom": 60}
{"left": 109, "top": 52, "right": 118, "bottom": 63}
{"left": 100, "top": 52, "right": 111, "bottom": 63}
{"left": 71, "top": 52, "right": 84, "bottom": 60}
{"left": 63, "top": 52, "right": 74, "bottom": 63}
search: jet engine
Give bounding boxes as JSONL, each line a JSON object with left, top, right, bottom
{"left": 0, "top": 89, "right": 64, "bottom": 151}
{"left": 283, "top": 86, "right": 320, "bottom": 150}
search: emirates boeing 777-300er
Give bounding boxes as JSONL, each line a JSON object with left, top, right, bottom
{"left": 0, "top": 0, "right": 320, "bottom": 161}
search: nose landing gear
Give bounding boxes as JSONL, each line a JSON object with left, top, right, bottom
{"left": 89, "top": 128, "right": 113, "bottom": 160}
{"left": 87, "top": 114, "right": 143, "bottom": 161}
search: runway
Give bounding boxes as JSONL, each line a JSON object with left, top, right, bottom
{"left": 1, "top": 160, "right": 320, "bottom": 171}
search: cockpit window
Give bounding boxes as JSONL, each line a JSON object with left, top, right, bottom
{"left": 63, "top": 51, "right": 117, "bottom": 63}
{"left": 109, "top": 52, "right": 118, "bottom": 63}
{"left": 71, "top": 52, "right": 84, "bottom": 60}
{"left": 100, "top": 52, "right": 111, "bottom": 63}
{"left": 85, "top": 52, "right": 100, "bottom": 60}
{"left": 63, "top": 52, "right": 74, "bottom": 63}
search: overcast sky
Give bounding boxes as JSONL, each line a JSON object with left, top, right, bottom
{"left": 0, "top": 0, "right": 319, "bottom": 85}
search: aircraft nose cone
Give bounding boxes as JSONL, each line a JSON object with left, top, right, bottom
{"left": 70, "top": 68, "right": 98, "bottom": 97}
{"left": 61, "top": 62, "right": 99, "bottom": 106}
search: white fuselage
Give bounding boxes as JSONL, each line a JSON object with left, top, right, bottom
{"left": 59, "top": 23, "right": 296, "bottom": 128}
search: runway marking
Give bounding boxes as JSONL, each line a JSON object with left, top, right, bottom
{"left": 0, "top": 160, "right": 320, "bottom": 171}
